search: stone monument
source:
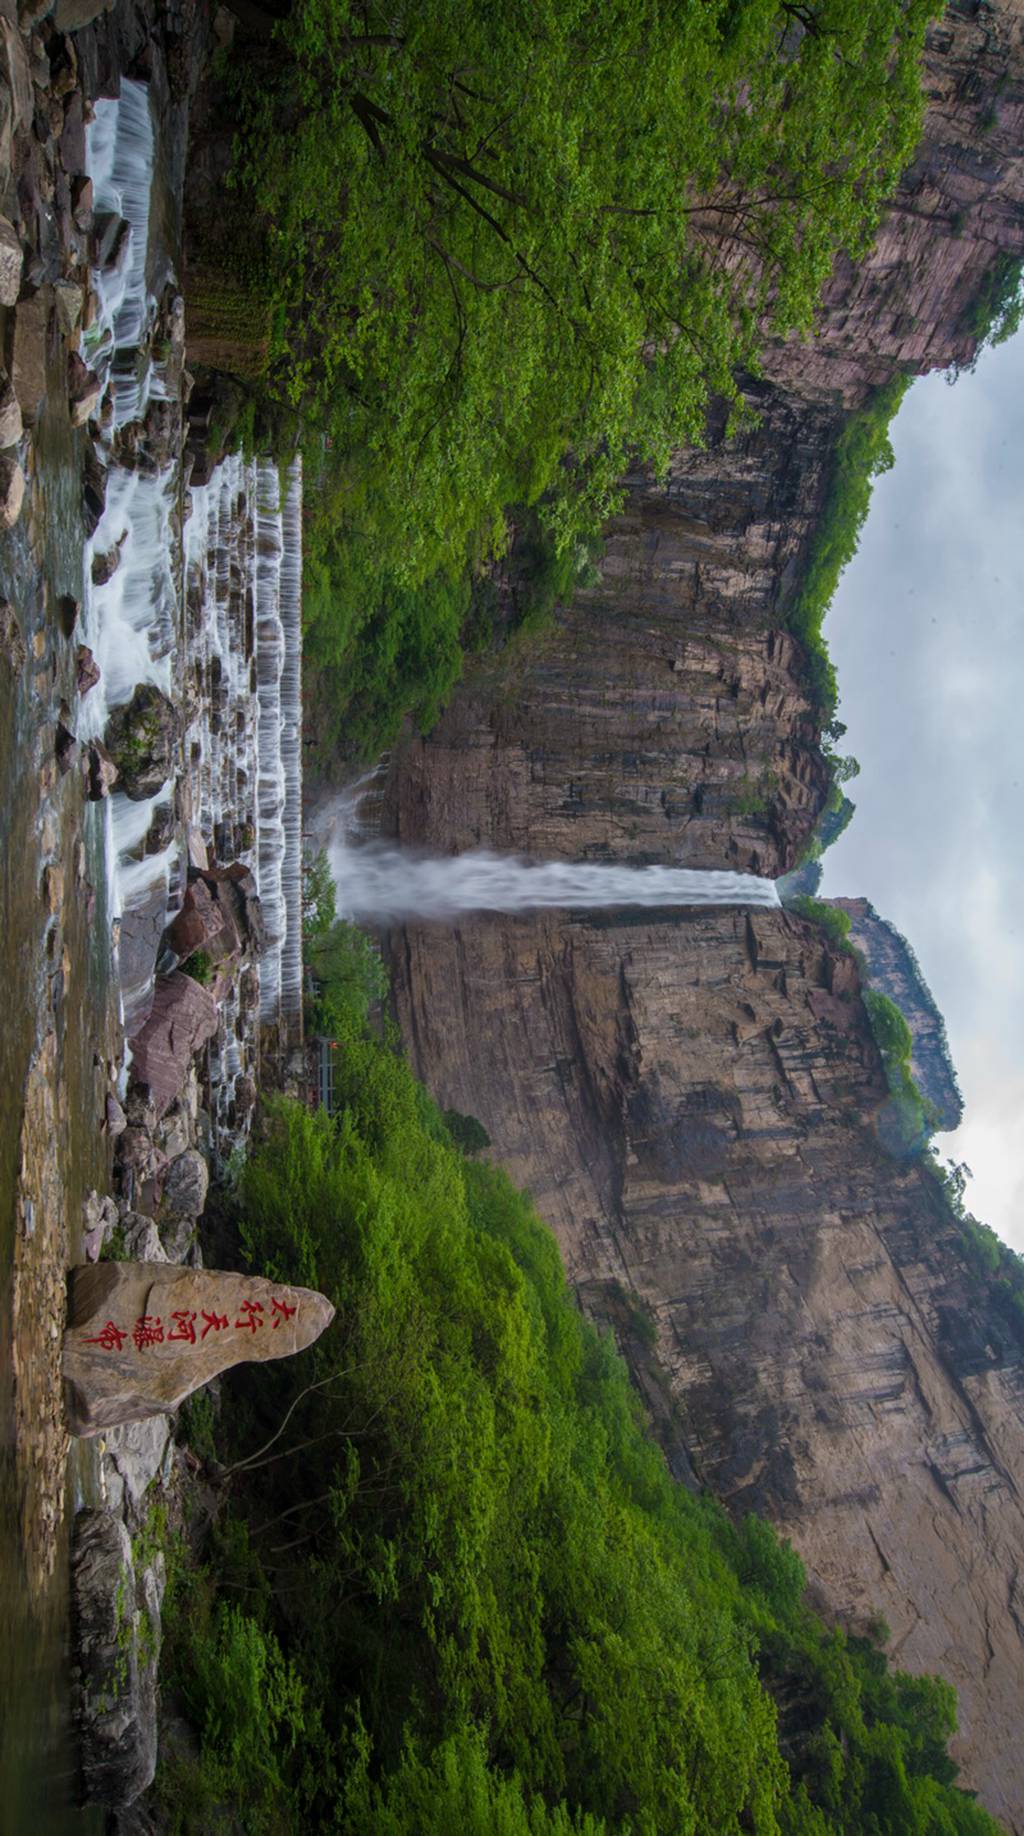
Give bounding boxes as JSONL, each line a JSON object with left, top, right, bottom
{"left": 63, "top": 1262, "right": 335, "bottom": 1435}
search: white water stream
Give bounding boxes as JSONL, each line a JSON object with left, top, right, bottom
{"left": 323, "top": 783, "right": 780, "bottom": 922}
{"left": 80, "top": 83, "right": 304, "bottom": 1070}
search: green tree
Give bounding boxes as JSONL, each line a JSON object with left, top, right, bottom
{"left": 230, "top": 0, "right": 934, "bottom": 586}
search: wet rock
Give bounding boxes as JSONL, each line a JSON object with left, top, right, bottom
{"left": 11, "top": 290, "right": 49, "bottom": 424}
{"left": 77, "top": 643, "right": 100, "bottom": 695}
{"left": 55, "top": 0, "right": 116, "bottom": 29}
{"left": 186, "top": 826, "right": 209, "bottom": 872}
{"left": 161, "top": 1149, "right": 208, "bottom": 1223}
{"left": 233, "top": 1074, "right": 257, "bottom": 1118}
{"left": 127, "top": 971, "right": 218, "bottom": 1117}
{"left": 0, "top": 454, "right": 25, "bottom": 529}
{"left": 0, "top": 23, "right": 34, "bottom": 141}
{"left": 106, "top": 1093, "right": 127, "bottom": 1138}
{"left": 70, "top": 1508, "right": 162, "bottom": 1807}
{"left": 165, "top": 861, "right": 265, "bottom": 967}
{"left": 55, "top": 721, "right": 78, "bottom": 774}
{"left": 82, "top": 441, "right": 106, "bottom": 533}
{"left": 68, "top": 350, "right": 101, "bottom": 425}
{"left": 54, "top": 277, "right": 83, "bottom": 336}
{"left": 72, "top": 173, "right": 93, "bottom": 231}
{"left": 103, "top": 685, "right": 178, "bottom": 801}
{"left": 0, "top": 368, "right": 23, "bottom": 447}
{"left": 64, "top": 1263, "right": 336, "bottom": 1435}
{"left": 91, "top": 538, "right": 124, "bottom": 586}
{"left": 0, "top": 599, "right": 26, "bottom": 672}
{"left": 60, "top": 90, "right": 86, "bottom": 174}
{"left": 93, "top": 209, "right": 130, "bottom": 272}
{"left": 83, "top": 739, "right": 118, "bottom": 800}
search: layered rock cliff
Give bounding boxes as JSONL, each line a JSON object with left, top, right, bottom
{"left": 381, "top": 3, "right": 1024, "bottom": 1828}
{"left": 831, "top": 897, "right": 964, "bottom": 1133}
{"left": 390, "top": 908, "right": 1024, "bottom": 1831}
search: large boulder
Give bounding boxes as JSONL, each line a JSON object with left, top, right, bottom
{"left": 103, "top": 686, "right": 178, "bottom": 800}
{"left": 0, "top": 598, "right": 25, "bottom": 672}
{"left": 11, "top": 290, "right": 48, "bottom": 425}
{"left": 63, "top": 1263, "right": 336, "bottom": 1435}
{"left": 0, "top": 367, "right": 23, "bottom": 447}
{"left": 0, "top": 453, "right": 25, "bottom": 529}
{"left": 127, "top": 971, "right": 218, "bottom": 1117}
{"left": 70, "top": 1508, "right": 163, "bottom": 1807}
{"left": 164, "top": 861, "right": 265, "bottom": 970}
{"left": 161, "top": 1148, "right": 209, "bottom": 1221}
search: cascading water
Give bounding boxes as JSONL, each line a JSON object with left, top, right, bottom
{"left": 330, "top": 843, "right": 780, "bottom": 922}
{"left": 323, "top": 790, "right": 779, "bottom": 922}
{"left": 79, "top": 82, "right": 305, "bottom": 1111}
{"left": 278, "top": 459, "right": 304, "bottom": 1028}
{"left": 81, "top": 79, "right": 179, "bottom": 1012}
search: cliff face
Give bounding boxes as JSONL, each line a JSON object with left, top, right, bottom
{"left": 390, "top": 909, "right": 1024, "bottom": 1831}
{"left": 763, "top": 0, "right": 1024, "bottom": 407}
{"left": 382, "top": 4, "right": 1024, "bottom": 1827}
{"left": 832, "top": 897, "right": 964, "bottom": 1132}
{"left": 384, "top": 384, "right": 838, "bottom": 880}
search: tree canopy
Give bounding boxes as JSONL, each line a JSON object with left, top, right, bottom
{"left": 230, "top": 0, "right": 935, "bottom": 583}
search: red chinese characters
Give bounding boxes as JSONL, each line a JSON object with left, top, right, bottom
{"left": 84, "top": 1320, "right": 127, "bottom": 1351}
{"left": 80, "top": 1296, "right": 301, "bottom": 1351}
{"left": 132, "top": 1315, "right": 164, "bottom": 1349}
{"left": 167, "top": 1310, "right": 197, "bottom": 1345}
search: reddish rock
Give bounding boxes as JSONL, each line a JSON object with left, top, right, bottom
{"left": 83, "top": 740, "right": 118, "bottom": 800}
{"left": 76, "top": 644, "right": 100, "bottom": 696}
{"left": 127, "top": 972, "right": 218, "bottom": 1117}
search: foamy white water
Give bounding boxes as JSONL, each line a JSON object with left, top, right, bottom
{"left": 329, "top": 838, "right": 780, "bottom": 923}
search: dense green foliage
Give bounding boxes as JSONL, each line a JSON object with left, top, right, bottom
{"left": 959, "top": 253, "right": 1024, "bottom": 370}
{"left": 302, "top": 846, "right": 339, "bottom": 941}
{"left": 788, "top": 894, "right": 853, "bottom": 952}
{"left": 217, "top": 0, "right": 935, "bottom": 764}
{"left": 863, "top": 988, "right": 935, "bottom": 1153}
{"left": 160, "top": 1030, "right": 998, "bottom": 1833}
{"left": 305, "top": 918, "right": 389, "bottom": 1040}
{"left": 787, "top": 376, "right": 909, "bottom": 716}
{"left": 923, "top": 1156, "right": 1024, "bottom": 1347}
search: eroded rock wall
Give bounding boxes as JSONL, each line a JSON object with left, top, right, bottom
{"left": 384, "top": 386, "right": 839, "bottom": 878}
{"left": 390, "top": 909, "right": 1024, "bottom": 1831}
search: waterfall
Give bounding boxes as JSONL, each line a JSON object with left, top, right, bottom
{"left": 253, "top": 461, "right": 287, "bottom": 1018}
{"left": 278, "top": 458, "right": 304, "bottom": 1025}
{"left": 326, "top": 817, "right": 779, "bottom": 923}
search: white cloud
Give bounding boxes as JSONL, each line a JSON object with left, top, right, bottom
{"left": 820, "top": 331, "right": 1024, "bottom": 1252}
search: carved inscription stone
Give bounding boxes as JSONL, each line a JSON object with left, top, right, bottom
{"left": 63, "top": 1262, "right": 335, "bottom": 1436}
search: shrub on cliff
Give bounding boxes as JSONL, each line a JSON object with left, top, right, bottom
{"left": 786, "top": 376, "right": 910, "bottom": 718}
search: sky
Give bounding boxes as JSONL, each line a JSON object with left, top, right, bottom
{"left": 820, "top": 331, "right": 1024, "bottom": 1253}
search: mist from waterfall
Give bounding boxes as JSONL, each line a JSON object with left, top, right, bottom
{"left": 323, "top": 788, "right": 779, "bottom": 922}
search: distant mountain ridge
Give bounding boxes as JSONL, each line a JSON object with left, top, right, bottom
{"left": 829, "top": 897, "right": 965, "bottom": 1133}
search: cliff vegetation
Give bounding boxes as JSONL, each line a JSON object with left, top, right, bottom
{"left": 204, "top": 0, "right": 935, "bottom": 767}
{"left": 153, "top": 1001, "right": 1001, "bottom": 1835}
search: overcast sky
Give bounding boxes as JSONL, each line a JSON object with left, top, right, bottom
{"left": 820, "top": 332, "right": 1024, "bottom": 1253}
